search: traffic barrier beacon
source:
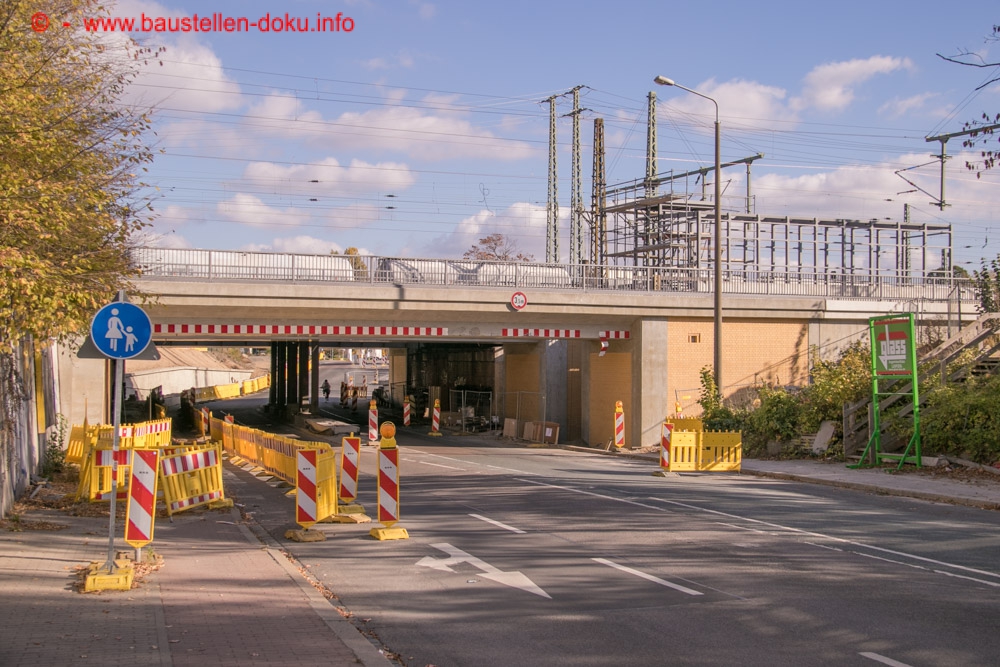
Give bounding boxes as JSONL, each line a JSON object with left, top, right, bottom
{"left": 613, "top": 401, "right": 625, "bottom": 449}
{"left": 338, "top": 434, "right": 366, "bottom": 515}
{"left": 370, "top": 422, "right": 409, "bottom": 541}
{"left": 368, "top": 399, "right": 379, "bottom": 443}
{"left": 428, "top": 398, "right": 442, "bottom": 436}
{"left": 124, "top": 449, "right": 160, "bottom": 553}
{"left": 660, "top": 421, "right": 672, "bottom": 470}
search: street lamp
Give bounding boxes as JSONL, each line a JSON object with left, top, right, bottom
{"left": 654, "top": 75, "right": 723, "bottom": 399}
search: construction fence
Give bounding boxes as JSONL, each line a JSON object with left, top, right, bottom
{"left": 211, "top": 416, "right": 329, "bottom": 486}
{"left": 194, "top": 374, "right": 271, "bottom": 402}
{"left": 664, "top": 419, "right": 742, "bottom": 472}
{"left": 68, "top": 418, "right": 230, "bottom": 516}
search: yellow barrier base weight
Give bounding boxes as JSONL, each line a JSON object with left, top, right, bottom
{"left": 285, "top": 528, "right": 326, "bottom": 542}
{"left": 208, "top": 499, "right": 235, "bottom": 510}
{"left": 83, "top": 561, "right": 134, "bottom": 592}
{"left": 370, "top": 526, "right": 409, "bottom": 541}
{"left": 337, "top": 503, "right": 367, "bottom": 514}
{"left": 322, "top": 513, "right": 371, "bottom": 524}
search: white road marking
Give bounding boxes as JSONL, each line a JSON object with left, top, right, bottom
{"left": 519, "top": 478, "right": 672, "bottom": 513}
{"left": 859, "top": 652, "right": 913, "bottom": 666}
{"left": 416, "top": 543, "right": 550, "bottom": 598}
{"left": 933, "top": 569, "right": 1000, "bottom": 588}
{"left": 402, "top": 458, "right": 464, "bottom": 470}
{"left": 592, "top": 558, "right": 703, "bottom": 596}
{"left": 647, "top": 497, "right": 1000, "bottom": 583}
{"left": 469, "top": 514, "right": 525, "bottom": 534}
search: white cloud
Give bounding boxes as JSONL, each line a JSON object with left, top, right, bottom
{"left": 117, "top": 0, "right": 243, "bottom": 114}
{"left": 362, "top": 52, "right": 416, "bottom": 70}
{"left": 409, "top": 1, "right": 436, "bottom": 19}
{"left": 217, "top": 194, "right": 311, "bottom": 228}
{"left": 244, "top": 92, "right": 537, "bottom": 161}
{"left": 662, "top": 78, "right": 795, "bottom": 129}
{"left": 418, "top": 202, "right": 550, "bottom": 259}
{"left": 243, "top": 158, "right": 416, "bottom": 196}
{"left": 879, "top": 92, "right": 937, "bottom": 119}
{"left": 794, "top": 56, "right": 913, "bottom": 113}
{"left": 244, "top": 236, "right": 344, "bottom": 254}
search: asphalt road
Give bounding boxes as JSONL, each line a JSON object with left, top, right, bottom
{"left": 206, "top": 394, "right": 1000, "bottom": 667}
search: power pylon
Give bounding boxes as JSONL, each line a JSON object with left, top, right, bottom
{"left": 568, "top": 86, "right": 585, "bottom": 266}
{"left": 592, "top": 117, "right": 606, "bottom": 265}
{"left": 645, "top": 91, "right": 657, "bottom": 198}
{"left": 543, "top": 95, "right": 559, "bottom": 262}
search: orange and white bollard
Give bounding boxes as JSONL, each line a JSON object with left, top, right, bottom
{"left": 613, "top": 400, "right": 625, "bottom": 449}
{"left": 428, "top": 398, "right": 442, "bottom": 436}
{"left": 403, "top": 396, "right": 411, "bottom": 427}
{"left": 368, "top": 399, "right": 379, "bottom": 443}
{"left": 660, "top": 421, "right": 673, "bottom": 470}
{"left": 124, "top": 449, "right": 160, "bottom": 553}
{"left": 370, "top": 422, "right": 408, "bottom": 540}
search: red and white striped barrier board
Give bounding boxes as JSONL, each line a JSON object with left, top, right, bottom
{"left": 339, "top": 436, "right": 361, "bottom": 503}
{"left": 614, "top": 401, "right": 625, "bottom": 449}
{"left": 154, "top": 324, "right": 448, "bottom": 337}
{"left": 296, "top": 449, "right": 319, "bottom": 528}
{"left": 501, "top": 329, "right": 581, "bottom": 338}
{"left": 125, "top": 449, "right": 160, "bottom": 548}
{"left": 376, "top": 447, "right": 400, "bottom": 526}
{"left": 660, "top": 422, "right": 673, "bottom": 470}
{"left": 368, "top": 400, "right": 379, "bottom": 443}
{"left": 160, "top": 448, "right": 218, "bottom": 475}
{"left": 402, "top": 398, "right": 411, "bottom": 427}
{"left": 599, "top": 339, "right": 609, "bottom": 356}
{"left": 598, "top": 330, "right": 630, "bottom": 340}
{"left": 201, "top": 408, "right": 210, "bottom": 436}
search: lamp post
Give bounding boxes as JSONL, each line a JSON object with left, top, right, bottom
{"left": 654, "top": 75, "right": 723, "bottom": 398}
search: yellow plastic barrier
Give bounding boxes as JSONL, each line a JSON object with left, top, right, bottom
{"left": 159, "top": 443, "right": 227, "bottom": 516}
{"left": 700, "top": 432, "right": 742, "bottom": 471}
{"left": 667, "top": 431, "right": 700, "bottom": 472}
{"left": 664, "top": 420, "right": 742, "bottom": 472}
{"left": 65, "top": 423, "right": 98, "bottom": 465}
{"left": 214, "top": 382, "right": 242, "bottom": 400}
{"left": 295, "top": 447, "right": 338, "bottom": 529}
{"left": 214, "top": 417, "right": 328, "bottom": 485}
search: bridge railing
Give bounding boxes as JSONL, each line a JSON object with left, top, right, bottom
{"left": 130, "top": 247, "right": 976, "bottom": 304}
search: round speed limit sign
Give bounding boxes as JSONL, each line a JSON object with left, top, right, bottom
{"left": 510, "top": 292, "right": 528, "bottom": 311}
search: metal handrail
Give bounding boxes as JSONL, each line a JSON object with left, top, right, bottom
{"left": 129, "top": 247, "right": 977, "bottom": 304}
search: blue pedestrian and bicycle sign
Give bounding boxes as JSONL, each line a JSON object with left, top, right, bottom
{"left": 90, "top": 301, "right": 152, "bottom": 360}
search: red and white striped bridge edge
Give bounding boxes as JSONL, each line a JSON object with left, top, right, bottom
{"left": 125, "top": 449, "right": 160, "bottom": 548}
{"left": 154, "top": 324, "right": 448, "bottom": 337}
{"left": 598, "top": 330, "right": 629, "bottom": 357}
{"left": 502, "top": 329, "right": 581, "bottom": 338}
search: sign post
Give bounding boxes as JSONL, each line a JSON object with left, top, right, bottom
{"left": 90, "top": 293, "right": 152, "bottom": 572}
{"left": 854, "top": 313, "right": 921, "bottom": 469}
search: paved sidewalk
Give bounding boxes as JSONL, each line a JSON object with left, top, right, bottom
{"left": 0, "top": 485, "right": 390, "bottom": 667}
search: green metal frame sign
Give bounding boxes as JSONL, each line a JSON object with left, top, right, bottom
{"left": 873, "top": 317, "right": 915, "bottom": 376}
{"left": 855, "top": 313, "right": 921, "bottom": 469}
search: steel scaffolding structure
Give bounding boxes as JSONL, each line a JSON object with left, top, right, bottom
{"left": 597, "top": 177, "right": 954, "bottom": 280}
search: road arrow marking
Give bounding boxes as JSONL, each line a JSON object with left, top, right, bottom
{"left": 416, "top": 543, "right": 551, "bottom": 598}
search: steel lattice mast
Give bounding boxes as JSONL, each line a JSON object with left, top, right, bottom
{"left": 569, "top": 86, "right": 584, "bottom": 266}
{"left": 592, "top": 117, "right": 606, "bottom": 265}
{"left": 645, "top": 91, "right": 657, "bottom": 198}
{"left": 544, "top": 95, "right": 559, "bottom": 262}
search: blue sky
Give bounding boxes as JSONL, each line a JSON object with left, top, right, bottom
{"left": 107, "top": 0, "right": 1000, "bottom": 269}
